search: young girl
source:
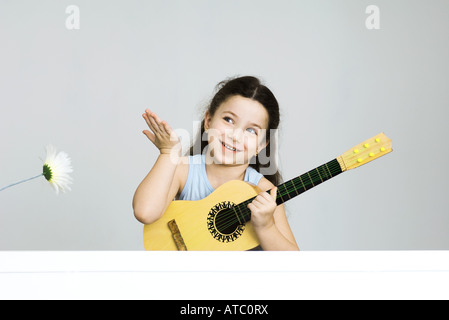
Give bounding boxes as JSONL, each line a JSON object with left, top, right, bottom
{"left": 133, "top": 76, "right": 299, "bottom": 251}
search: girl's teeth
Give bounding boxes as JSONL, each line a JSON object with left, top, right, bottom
{"left": 223, "top": 143, "right": 236, "bottom": 151}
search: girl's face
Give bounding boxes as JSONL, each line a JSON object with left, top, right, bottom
{"left": 204, "top": 95, "right": 269, "bottom": 165}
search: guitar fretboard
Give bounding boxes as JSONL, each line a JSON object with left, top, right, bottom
{"left": 232, "top": 159, "right": 343, "bottom": 223}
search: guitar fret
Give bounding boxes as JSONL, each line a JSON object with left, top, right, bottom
{"left": 279, "top": 184, "right": 289, "bottom": 203}
{"left": 277, "top": 184, "right": 286, "bottom": 203}
{"left": 318, "top": 165, "right": 328, "bottom": 182}
{"left": 291, "top": 179, "right": 299, "bottom": 196}
{"left": 307, "top": 172, "right": 315, "bottom": 187}
{"left": 298, "top": 175, "right": 307, "bottom": 191}
{"left": 316, "top": 166, "right": 325, "bottom": 181}
{"left": 284, "top": 180, "right": 294, "bottom": 199}
{"left": 315, "top": 168, "right": 323, "bottom": 183}
{"left": 331, "top": 159, "right": 343, "bottom": 176}
{"left": 310, "top": 170, "right": 320, "bottom": 186}
{"left": 324, "top": 162, "right": 333, "bottom": 178}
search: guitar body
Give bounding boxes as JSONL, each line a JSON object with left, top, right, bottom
{"left": 143, "top": 180, "right": 261, "bottom": 251}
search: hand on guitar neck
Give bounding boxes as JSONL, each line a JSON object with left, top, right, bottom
{"left": 248, "top": 187, "right": 278, "bottom": 231}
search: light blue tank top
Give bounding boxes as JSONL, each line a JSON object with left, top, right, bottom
{"left": 178, "top": 154, "right": 264, "bottom": 201}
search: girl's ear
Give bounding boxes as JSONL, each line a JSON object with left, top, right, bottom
{"left": 204, "top": 110, "right": 211, "bottom": 131}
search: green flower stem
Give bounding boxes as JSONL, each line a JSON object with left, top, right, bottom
{"left": 0, "top": 173, "right": 44, "bottom": 192}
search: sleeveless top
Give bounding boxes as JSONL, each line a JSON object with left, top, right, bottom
{"left": 178, "top": 154, "right": 264, "bottom": 201}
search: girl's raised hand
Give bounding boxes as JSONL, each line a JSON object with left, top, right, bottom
{"left": 142, "top": 109, "right": 181, "bottom": 155}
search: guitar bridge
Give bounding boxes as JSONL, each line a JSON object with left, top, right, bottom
{"left": 167, "top": 219, "right": 188, "bottom": 251}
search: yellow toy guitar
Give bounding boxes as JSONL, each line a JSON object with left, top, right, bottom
{"left": 143, "top": 132, "right": 393, "bottom": 251}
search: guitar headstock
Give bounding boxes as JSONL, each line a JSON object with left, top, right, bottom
{"left": 337, "top": 132, "right": 392, "bottom": 171}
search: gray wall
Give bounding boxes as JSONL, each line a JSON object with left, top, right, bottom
{"left": 1, "top": 0, "right": 448, "bottom": 250}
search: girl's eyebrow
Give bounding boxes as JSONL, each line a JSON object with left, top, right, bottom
{"left": 222, "top": 111, "right": 263, "bottom": 129}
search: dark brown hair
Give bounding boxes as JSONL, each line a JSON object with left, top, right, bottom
{"left": 188, "top": 76, "right": 282, "bottom": 186}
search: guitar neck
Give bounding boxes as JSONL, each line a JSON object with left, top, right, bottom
{"left": 231, "top": 132, "right": 393, "bottom": 224}
{"left": 275, "top": 158, "right": 343, "bottom": 205}
{"left": 236, "top": 158, "right": 344, "bottom": 223}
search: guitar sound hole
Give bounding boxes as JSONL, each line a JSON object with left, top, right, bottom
{"left": 206, "top": 201, "right": 245, "bottom": 243}
{"left": 215, "top": 210, "right": 241, "bottom": 235}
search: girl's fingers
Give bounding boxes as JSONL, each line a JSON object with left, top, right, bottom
{"left": 143, "top": 110, "right": 176, "bottom": 142}
{"left": 149, "top": 110, "right": 164, "bottom": 127}
{"left": 251, "top": 198, "right": 263, "bottom": 209}
{"left": 259, "top": 189, "right": 277, "bottom": 202}
{"left": 148, "top": 114, "right": 162, "bottom": 134}
{"left": 252, "top": 190, "right": 277, "bottom": 208}
{"left": 162, "top": 121, "right": 177, "bottom": 139}
{"left": 143, "top": 113, "right": 156, "bottom": 132}
{"left": 161, "top": 121, "right": 171, "bottom": 133}
{"left": 161, "top": 122, "right": 172, "bottom": 138}
{"left": 156, "top": 119, "right": 167, "bottom": 133}
{"left": 142, "top": 130, "right": 155, "bottom": 142}
{"left": 149, "top": 110, "right": 162, "bottom": 123}
{"left": 270, "top": 187, "right": 278, "bottom": 201}
{"left": 147, "top": 110, "right": 169, "bottom": 134}
{"left": 143, "top": 111, "right": 156, "bottom": 130}
{"left": 256, "top": 194, "right": 270, "bottom": 205}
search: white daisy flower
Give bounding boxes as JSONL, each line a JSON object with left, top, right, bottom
{"left": 0, "top": 144, "right": 73, "bottom": 194}
{"left": 42, "top": 145, "right": 73, "bottom": 194}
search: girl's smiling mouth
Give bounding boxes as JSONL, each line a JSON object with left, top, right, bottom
{"left": 220, "top": 140, "right": 242, "bottom": 152}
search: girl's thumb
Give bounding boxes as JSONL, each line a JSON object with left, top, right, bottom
{"left": 270, "top": 187, "right": 278, "bottom": 201}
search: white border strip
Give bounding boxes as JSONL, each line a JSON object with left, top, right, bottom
{"left": 1, "top": 251, "right": 448, "bottom": 299}
{"left": 1, "top": 251, "right": 448, "bottom": 273}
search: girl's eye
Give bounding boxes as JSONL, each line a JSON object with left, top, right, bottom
{"left": 223, "top": 117, "right": 234, "bottom": 124}
{"left": 246, "top": 128, "right": 257, "bottom": 135}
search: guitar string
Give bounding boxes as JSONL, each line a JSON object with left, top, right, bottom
{"left": 212, "top": 160, "right": 342, "bottom": 233}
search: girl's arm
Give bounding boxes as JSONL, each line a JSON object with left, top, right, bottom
{"left": 249, "top": 177, "right": 300, "bottom": 251}
{"left": 133, "top": 109, "right": 182, "bottom": 224}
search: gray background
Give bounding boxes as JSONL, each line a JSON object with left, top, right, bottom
{"left": 0, "top": 0, "right": 448, "bottom": 250}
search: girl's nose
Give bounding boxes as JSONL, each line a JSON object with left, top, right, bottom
{"left": 226, "top": 128, "right": 243, "bottom": 142}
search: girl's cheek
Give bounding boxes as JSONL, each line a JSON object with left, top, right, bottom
{"left": 257, "top": 133, "right": 269, "bottom": 151}
{"left": 206, "top": 127, "right": 224, "bottom": 141}
{"left": 246, "top": 134, "right": 260, "bottom": 150}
